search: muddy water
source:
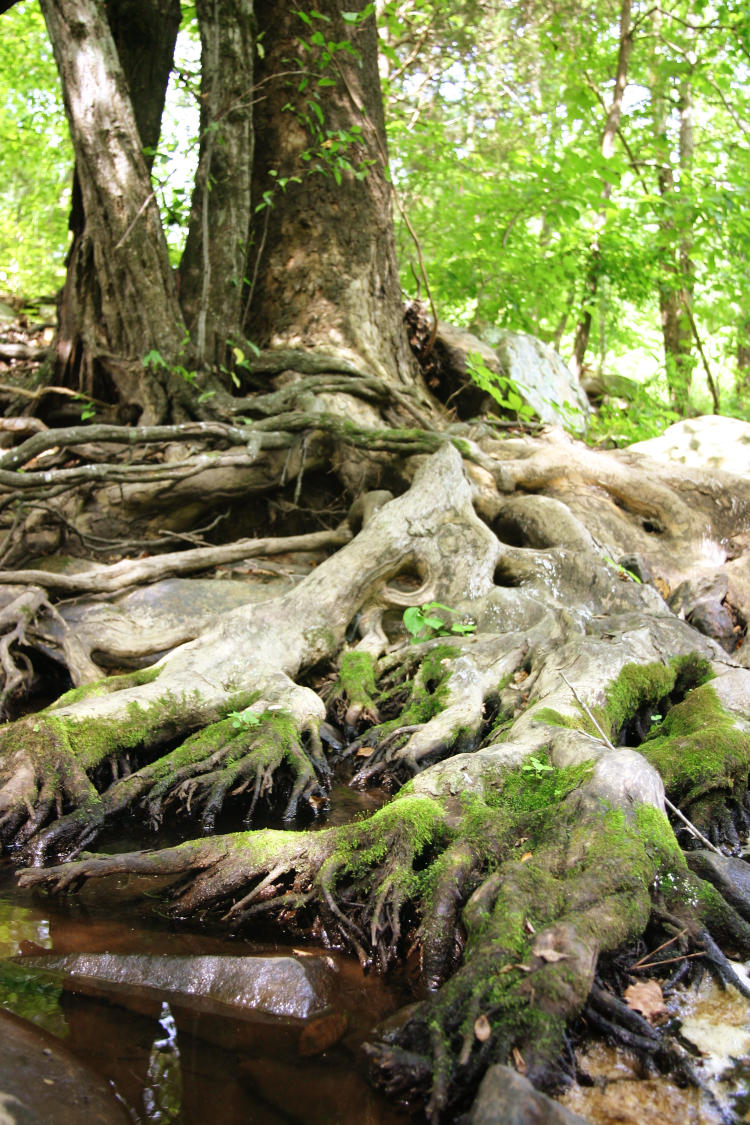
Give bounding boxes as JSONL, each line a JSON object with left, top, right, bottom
{"left": 0, "top": 809, "right": 413, "bottom": 1124}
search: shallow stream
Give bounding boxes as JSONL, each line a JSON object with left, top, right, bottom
{"left": 0, "top": 789, "right": 412, "bottom": 1125}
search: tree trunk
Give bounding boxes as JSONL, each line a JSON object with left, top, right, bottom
{"left": 42, "top": 0, "right": 190, "bottom": 424}
{"left": 178, "top": 0, "right": 254, "bottom": 372}
{"left": 244, "top": 0, "right": 419, "bottom": 392}
{"left": 651, "top": 25, "right": 695, "bottom": 414}
{"left": 570, "top": 0, "right": 632, "bottom": 380}
{"left": 737, "top": 317, "right": 750, "bottom": 392}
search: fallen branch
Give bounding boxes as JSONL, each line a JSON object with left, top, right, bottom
{"left": 0, "top": 527, "right": 352, "bottom": 595}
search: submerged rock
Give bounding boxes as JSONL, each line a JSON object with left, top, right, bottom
{"left": 18, "top": 952, "right": 336, "bottom": 1020}
{"left": 0, "top": 1008, "right": 129, "bottom": 1125}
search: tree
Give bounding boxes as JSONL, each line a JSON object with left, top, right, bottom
{"left": 569, "top": 0, "right": 634, "bottom": 381}
{"left": 40, "top": 0, "right": 190, "bottom": 424}
{"left": 4, "top": 2, "right": 750, "bottom": 1122}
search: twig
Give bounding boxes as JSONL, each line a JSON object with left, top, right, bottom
{"left": 631, "top": 927, "right": 687, "bottom": 967}
{"left": 679, "top": 294, "right": 720, "bottom": 413}
{"left": 113, "top": 191, "right": 156, "bottom": 252}
{"left": 664, "top": 795, "right": 722, "bottom": 855}
{"left": 559, "top": 672, "right": 616, "bottom": 750}
{"left": 630, "top": 950, "right": 705, "bottom": 971}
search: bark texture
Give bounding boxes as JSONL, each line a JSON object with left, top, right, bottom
{"left": 245, "top": 0, "right": 420, "bottom": 391}
{"left": 42, "top": 0, "right": 189, "bottom": 423}
{"left": 178, "top": 0, "right": 254, "bottom": 370}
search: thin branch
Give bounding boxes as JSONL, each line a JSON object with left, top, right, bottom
{"left": 0, "top": 527, "right": 352, "bottom": 595}
{"left": 678, "top": 294, "right": 720, "bottom": 413}
{"left": 559, "top": 672, "right": 616, "bottom": 750}
{"left": 663, "top": 795, "right": 721, "bottom": 854}
{"left": 113, "top": 191, "right": 156, "bottom": 252}
{"left": 630, "top": 950, "right": 705, "bottom": 971}
{"left": 631, "top": 927, "right": 687, "bottom": 967}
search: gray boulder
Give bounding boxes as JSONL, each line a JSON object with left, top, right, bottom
{"left": 629, "top": 415, "right": 750, "bottom": 476}
{"left": 468, "top": 1065, "right": 589, "bottom": 1124}
{"left": 432, "top": 323, "right": 588, "bottom": 434}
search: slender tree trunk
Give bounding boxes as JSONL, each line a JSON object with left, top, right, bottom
{"left": 651, "top": 25, "right": 695, "bottom": 414}
{"left": 178, "top": 0, "right": 254, "bottom": 373}
{"left": 43, "top": 0, "right": 189, "bottom": 424}
{"left": 570, "top": 0, "right": 632, "bottom": 380}
{"left": 243, "top": 0, "right": 419, "bottom": 391}
{"left": 737, "top": 317, "right": 750, "bottom": 393}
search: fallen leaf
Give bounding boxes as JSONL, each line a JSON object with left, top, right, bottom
{"left": 512, "top": 1046, "right": 527, "bottom": 1075}
{"left": 513, "top": 670, "right": 528, "bottom": 684}
{"left": 520, "top": 851, "right": 533, "bottom": 862}
{"left": 536, "top": 948, "right": 568, "bottom": 963}
{"left": 299, "top": 1012, "right": 348, "bottom": 1056}
{"left": 624, "top": 979, "right": 666, "bottom": 1024}
{"left": 355, "top": 746, "right": 374, "bottom": 757}
{"left": 474, "top": 1014, "right": 491, "bottom": 1042}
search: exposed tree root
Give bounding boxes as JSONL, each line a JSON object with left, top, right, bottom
{"left": 7, "top": 437, "right": 750, "bottom": 1119}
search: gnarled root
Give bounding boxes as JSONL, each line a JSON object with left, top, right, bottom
{"left": 15, "top": 691, "right": 329, "bottom": 865}
{"left": 348, "top": 636, "right": 527, "bottom": 787}
{"left": 363, "top": 794, "right": 669, "bottom": 1121}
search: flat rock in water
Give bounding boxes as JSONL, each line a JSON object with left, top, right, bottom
{"left": 18, "top": 953, "right": 336, "bottom": 1020}
{"left": 468, "top": 1065, "right": 589, "bottom": 1124}
{"left": 629, "top": 415, "right": 750, "bottom": 476}
{"left": 0, "top": 1008, "right": 129, "bottom": 1125}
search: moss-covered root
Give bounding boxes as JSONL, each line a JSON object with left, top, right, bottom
{"left": 350, "top": 640, "right": 526, "bottom": 786}
{"left": 365, "top": 802, "right": 672, "bottom": 1122}
{"left": 144, "top": 705, "right": 329, "bottom": 833}
{"left": 0, "top": 666, "right": 170, "bottom": 855}
{"left": 639, "top": 679, "right": 750, "bottom": 844}
{"left": 17, "top": 829, "right": 335, "bottom": 905}
{"left": 327, "top": 650, "right": 381, "bottom": 734}
{"left": 18, "top": 790, "right": 458, "bottom": 970}
{"left": 17, "top": 704, "right": 331, "bottom": 867}
{"left": 0, "top": 715, "right": 101, "bottom": 851}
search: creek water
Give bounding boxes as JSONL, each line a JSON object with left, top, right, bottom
{"left": 0, "top": 788, "right": 413, "bottom": 1125}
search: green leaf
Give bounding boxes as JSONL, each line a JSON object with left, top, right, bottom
{"left": 403, "top": 607, "right": 426, "bottom": 637}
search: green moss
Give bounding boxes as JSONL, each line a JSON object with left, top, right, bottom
{"left": 149, "top": 707, "right": 302, "bottom": 784}
{"left": 23, "top": 686, "right": 203, "bottom": 773}
{"left": 640, "top": 683, "right": 750, "bottom": 806}
{"left": 334, "top": 793, "right": 451, "bottom": 901}
{"left": 601, "top": 653, "right": 712, "bottom": 739}
{"left": 532, "top": 707, "right": 580, "bottom": 730}
{"left": 49, "top": 665, "right": 162, "bottom": 709}
{"left": 333, "top": 651, "right": 378, "bottom": 708}
{"left": 366, "top": 643, "right": 458, "bottom": 746}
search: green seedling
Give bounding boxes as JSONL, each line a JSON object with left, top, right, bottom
{"left": 403, "top": 602, "right": 476, "bottom": 642}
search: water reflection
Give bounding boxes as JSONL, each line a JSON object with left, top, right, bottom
{"left": 144, "top": 1002, "right": 182, "bottom": 1124}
